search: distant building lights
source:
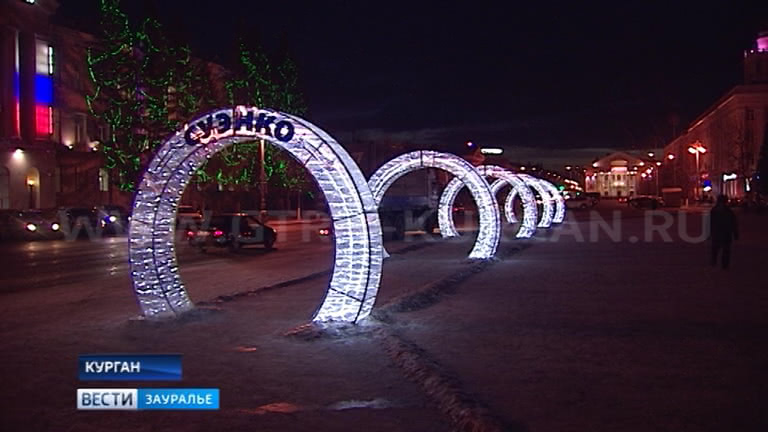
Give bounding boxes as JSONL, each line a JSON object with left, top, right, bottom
{"left": 647, "top": 152, "right": 654, "bottom": 158}
{"left": 466, "top": 141, "right": 474, "bottom": 147}
{"left": 480, "top": 147, "right": 503, "bottom": 155}
{"left": 667, "top": 154, "right": 675, "bottom": 160}
{"left": 12, "top": 148, "right": 24, "bottom": 160}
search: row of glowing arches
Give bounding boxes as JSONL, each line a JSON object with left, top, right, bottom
{"left": 129, "top": 108, "right": 565, "bottom": 326}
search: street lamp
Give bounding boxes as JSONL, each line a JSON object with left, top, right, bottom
{"left": 687, "top": 141, "right": 707, "bottom": 199}
{"left": 12, "top": 148, "right": 24, "bottom": 161}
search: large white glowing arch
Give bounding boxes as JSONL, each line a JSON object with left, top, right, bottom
{"left": 437, "top": 165, "right": 538, "bottom": 239}
{"left": 129, "top": 107, "right": 382, "bottom": 323}
{"left": 368, "top": 150, "right": 500, "bottom": 259}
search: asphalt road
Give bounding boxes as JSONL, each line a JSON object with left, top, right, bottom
{"left": 0, "top": 221, "right": 335, "bottom": 295}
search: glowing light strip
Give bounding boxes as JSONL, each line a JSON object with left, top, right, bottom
{"left": 437, "top": 165, "right": 537, "bottom": 239}
{"left": 368, "top": 150, "right": 500, "bottom": 259}
{"left": 518, "top": 174, "right": 554, "bottom": 228}
{"left": 538, "top": 179, "right": 565, "bottom": 223}
{"left": 488, "top": 178, "right": 515, "bottom": 222}
{"left": 129, "top": 107, "right": 382, "bottom": 323}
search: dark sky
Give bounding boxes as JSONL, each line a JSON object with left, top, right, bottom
{"left": 57, "top": 0, "right": 768, "bottom": 167}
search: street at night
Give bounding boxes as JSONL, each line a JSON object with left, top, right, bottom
{"left": 2, "top": 0, "right": 768, "bottom": 431}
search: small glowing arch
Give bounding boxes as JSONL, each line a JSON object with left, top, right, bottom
{"left": 515, "top": 174, "right": 555, "bottom": 228}
{"left": 129, "top": 107, "right": 383, "bottom": 323}
{"left": 437, "top": 165, "right": 538, "bottom": 239}
{"left": 489, "top": 179, "right": 517, "bottom": 223}
{"left": 538, "top": 179, "right": 566, "bottom": 223}
{"left": 368, "top": 150, "right": 500, "bottom": 259}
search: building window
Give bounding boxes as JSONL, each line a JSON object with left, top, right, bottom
{"left": 54, "top": 167, "right": 61, "bottom": 193}
{"left": 74, "top": 114, "right": 86, "bottom": 144}
{"left": 98, "top": 168, "right": 109, "bottom": 192}
{"left": 35, "top": 40, "right": 53, "bottom": 137}
{"left": 13, "top": 31, "right": 20, "bottom": 136}
{"left": 47, "top": 45, "right": 54, "bottom": 75}
{"left": 0, "top": 167, "right": 9, "bottom": 209}
{"left": 98, "top": 124, "right": 108, "bottom": 142}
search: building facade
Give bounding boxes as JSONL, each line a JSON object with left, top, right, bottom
{"left": 584, "top": 151, "right": 660, "bottom": 198}
{"left": 1, "top": 0, "right": 234, "bottom": 211}
{"left": 0, "top": 0, "right": 114, "bottom": 210}
{"left": 662, "top": 31, "right": 768, "bottom": 200}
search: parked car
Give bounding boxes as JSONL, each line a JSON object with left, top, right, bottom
{"left": 188, "top": 213, "right": 276, "bottom": 252}
{"left": 628, "top": 195, "right": 665, "bottom": 209}
{"left": 565, "top": 193, "right": 597, "bottom": 209}
{"left": 0, "top": 209, "right": 62, "bottom": 241}
{"left": 617, "top": 196, "right": 629, "bottom": 204}
{"left": 584, "top": 192, "right": 601, "bottom": 202}
{"left": 95, "top": 205, "right": 130, "bottom": 235}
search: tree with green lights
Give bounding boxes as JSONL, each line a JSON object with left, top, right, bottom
{"left": 88, "top": 0, "right": 310, "bottom": 213}
{"left": 86, "top": 0, "right": 196, "bottom": 191}
{"left": 195, "top": 43, "right": 310, "bottom": 213}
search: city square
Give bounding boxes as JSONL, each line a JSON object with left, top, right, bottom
{"left": 1, "top": 1, "right": 768, "bottom": 431}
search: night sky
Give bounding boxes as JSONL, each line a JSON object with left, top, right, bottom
{"left": 56, "top": 0, "right": 768, "bottom": 167}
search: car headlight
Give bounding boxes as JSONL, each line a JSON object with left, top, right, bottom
{"left": 26, "top": 223, "right": 37, "bottom": 232}
{"left": 108, "top": 215, "right": 117, "bottom": 223}
{"left": 51, "top": 223, "right": 60, "bottom": 231}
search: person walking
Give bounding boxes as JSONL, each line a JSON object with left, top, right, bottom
{"left": 709, "top": 195, "right": 739, "bottom": 269}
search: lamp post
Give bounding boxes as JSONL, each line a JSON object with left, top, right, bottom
{"left": 687, "top": 141, "right": 707, "bottom": 200}
{"left": 666, "top": 153, "right": 676, "bottom": 187}
{"left": 259, "top": 138, "right": 267, "bottom": 221}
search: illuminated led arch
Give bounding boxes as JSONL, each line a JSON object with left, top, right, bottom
{"left": 437, "top": 165, "right": 538, "bottom": 239}
{"left": 489, "top": 179, "right": 517, "bottom": 224}
{"left": 129, "top": 107, "right": 382, "bottom": 323}
{"left": 538, "top": 179, "right": 566, "bottom": 223}
{"left": 368, "top": 150, "right": 500, "bottom": 259}
{"left": 515, "top": 174, "right": 555, "bottom": 228}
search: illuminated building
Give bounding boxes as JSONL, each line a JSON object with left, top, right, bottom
{"left": 662, "top": 30, "right": 768, "bottom": 199}
{"left": 0, "top": 0, "right": 110, "bottom": 209}
{"left": 584, "top": 152, "right": 646, "bottom": 198}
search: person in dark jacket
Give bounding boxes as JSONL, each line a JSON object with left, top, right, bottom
{"left": 709, "top": 195, "right": 739, "bottom": 269}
